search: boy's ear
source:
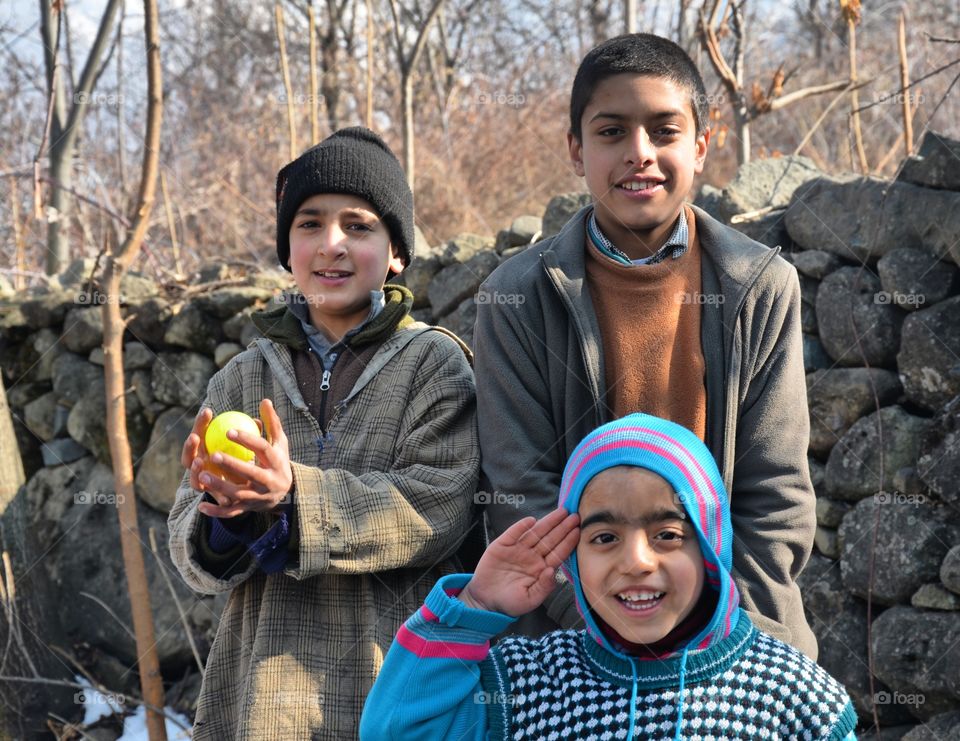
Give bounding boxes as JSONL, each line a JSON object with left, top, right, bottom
{"left": 567, "top": 131, "right": 586, "bottom": 177}
{"left": 387, "top": 244, "right": 405, "bottom": 275}
{"left": 693, "top": 127, "right": 711, "bottom": 175}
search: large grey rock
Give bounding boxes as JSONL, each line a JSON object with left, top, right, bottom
{"left": 816, "top": 497, "right": 851, "bottom": 528}
{"left": 164, "top": 303, "right": 225, "bottom": 354}
{"left": 151, "top": 351, "right": 216, "bottom": 408}
{"left": 901, "top": 711, "right": 960, "bottom": 740}
{"left": 440, "top": 233, "right": 494, "bottom": 267}
{"left": 23, "top": 391, "right": 67, "bottom": 442}
{"left": 809, "top": 457, "right": 826, "bottom": 497}
{"left": 898, "top": 131, "right": 960, "bottom": 191}
{"left": 806, "top": 368, "right": 902, "bottom": 458}
{"left": 61, "top": 307, "right": 104, "bottom": 354}
{"left": 436, "top": 296, "right": 477, "bottom": 349}
{"left": 6, "top": 378, "right": 49, "bottom": 410}
{"left": 802, "top": 333, "right": 832, "bottom": 372}
{"left": 223, "top": 307, "right": 256, "bottom": 342}
{"left": 129, "top": 368, "right": 159, "bottom": 414}
{"left": 51, "top": 352, "right": 103, "bottom": 408}
{"left": 729, "top": 210, "right": 791, "bottom": 248}
{"left": 815, "top": 267, "right": 904, "bottom": 367}
{"left": 541, "top": 193, "right": 591, "bottom": 238}
{"left": 790, "top": 249, "right": 845, "bottom": 280}
{"left": 693, "top": 183, "right": 723, "bottom": 219}
{"left": 509, "top": 215, "right": 542, "bottom": 245}
{"left": 117, "top": 271, "right": 159, "bottom": 303}
{"left": 66, "top": 381, "right": 151, "bottom": 465}
{"left": 39, "top": 437, "right": 90, "bottom": 467}
{"left": 20, "top": 290, "right": 76, "bottom": 329}
{"left": 917, "top": 395, "right": 960, "bottom": 508}
{"left": 877, "top": 248, "right": 957, "bottom": 311}
{"left": 428, "top": 251, "right": 500, "bottom": 318}
{"left": 839, "top": 497, "right": 960, "bottom": 605}
{"left": 814, "top": 526, "right": 840, "bottom": 558}
{"left": 872, "top": 606, "right": 960, "bottom": 720}
{"left": 0, "top": 301, "right": 28, "bottom": 344}
{"left": 135, "top": 407, "right": 193, "bottom": 513}
{"left": 715, "top": 155, "right": 821, "bottom": 221}
{"left": 214, "top": 342, "right": 243, "bottom": 368}
{"left": 943, "top": 546, "right": 960, "bottom": 594}
{"left": 194, "top": 286, "right": 273, "bottom": 319}
{"left": 32, "top": 328, "right": 65, "bottom": 381}
{"left": 785, "top": 176, "right": 960, "bottom": 266}
{"left": 898, "top": 297, "right": 960, "bottom": 410}
{"left": 24, "top": 458, "right": 93, "bottom": 512}
{"left": 826, "top": 406, "right": 930, "bottom": 500}
{"left": 123, "top": 341, "right": 155, "bottom": 370}
{"left": 396, "top": 253, "right": 443, "bottom": 309}
{"left": 798, "top": 274, "right": 818, "bottom": 334}
{"left": 124, "top": 296, "right": 173, "bottom": 347}
{"left": 798, "top": 553, "right": 908, "bottom": 723}
{"left": 911, "top": 583, "right": 960, "bottom": 610}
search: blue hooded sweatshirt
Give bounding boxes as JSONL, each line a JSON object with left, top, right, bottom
{"left": 360, "top": 414, "right": 857, "bottom": 740}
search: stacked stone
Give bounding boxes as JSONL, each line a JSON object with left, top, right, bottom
{"left": 697, "top": 132, "right": 960, "bottom": 739}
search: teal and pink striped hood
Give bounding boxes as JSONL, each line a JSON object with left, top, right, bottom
{"left": 558, "top": 413, "right": 740, "bottom": 659}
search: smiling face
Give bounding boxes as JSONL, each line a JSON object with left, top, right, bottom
{"left": 288, "top": 193, "right": 405, "bottom": 342}
{"left": 567, "top": 73, "right": 709, "bottom": 260}
{"left": 576, "top": 466, "right": 705, "bottom": 646}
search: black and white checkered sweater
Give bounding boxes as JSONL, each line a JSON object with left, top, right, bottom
{"left": 479, "top": 613, "right": 857, "bottom": 740}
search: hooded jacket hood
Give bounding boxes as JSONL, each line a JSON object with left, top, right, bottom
{"left": 558, "top": 413, "right": 741, "bottom": 660}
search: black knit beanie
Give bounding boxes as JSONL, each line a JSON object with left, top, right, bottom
{"left": 275, "top": 127, "right": 414, "bottom": 271}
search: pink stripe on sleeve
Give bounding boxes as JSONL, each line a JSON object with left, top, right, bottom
{"left": 396, "top": 624, "right": 490, "bottom": 661}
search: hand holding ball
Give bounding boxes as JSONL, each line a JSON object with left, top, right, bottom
{"left": 203, "top": 411, "right": 260, "bottom": 483}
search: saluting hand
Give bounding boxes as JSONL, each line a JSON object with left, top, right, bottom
{"left": 458, "top": 508, "right": 580, "bottom": 617}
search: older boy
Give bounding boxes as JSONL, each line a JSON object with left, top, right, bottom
{"left": 360, "top": 415, "right": 856, "bottom": 739}
{"left": 168, "top": 127, "right": 479, "bottom": 739}
{"left": 474, "top": 33, "right": 816, "bottom": 657}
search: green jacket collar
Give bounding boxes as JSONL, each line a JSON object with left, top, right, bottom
{"left": 250, "top": 284, "right": 414, "bottom": 351}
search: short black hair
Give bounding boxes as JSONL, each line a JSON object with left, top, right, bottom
{"left": 569, "top": 33, "right": 709, "bottom": 141}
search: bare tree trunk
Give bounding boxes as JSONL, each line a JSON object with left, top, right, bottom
{"left": 0, "top": 377, "right": 23, "bottom": 508}
{"left": 116, "top": 7, "right": 128, "bottom": 199}
{"left": 365, "top": 0, "right": 374, "bottom": 128}
{"left": 101, "top": 0, "right": 167, "bottom": 736}
{"left": 388, "top": 0, "right": 446, "bottom": 188}
{"left": 9, "top": 179, "right": 26, "bottom": 292}
{"left": 402, "top": 74, "right": 415, "bottom": 187}
{"left": 39, "top": 0, "right": 123, "bottom": 275}
{"left": 625, "top": 0, "right": 637, "bottom": 33}
{"left": 846, "top": 5, "right": 868, "bottom": 172}
{"left": 898, "top": 10, "right": 913, "bottom": 157}
{"left": 276, "top": 3, "right": 298, "bottom": 160}
{"left": 308, "top": 3, "right": 320, "bottom": 144}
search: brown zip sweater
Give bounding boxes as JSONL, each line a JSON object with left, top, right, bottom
{"left": 585, "top": 205, "right": 707, "bottom": 440}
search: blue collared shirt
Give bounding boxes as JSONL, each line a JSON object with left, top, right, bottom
{"left": 587, "top": 208, "right": 689, "bottom": 266}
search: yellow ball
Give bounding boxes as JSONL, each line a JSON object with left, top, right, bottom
{"left": 204, "top": 411, "right": 259, "bottom": 462}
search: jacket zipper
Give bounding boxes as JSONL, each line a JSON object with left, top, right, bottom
{"left": 541, "top": 254, "right": 605, "bottom": 426}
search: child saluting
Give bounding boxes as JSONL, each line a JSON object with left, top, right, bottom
{"left": 168, "top": 127, "right": 479, "bottom": 740}
{"left": 362, "top": 414, "right": 856, "bottom": 740}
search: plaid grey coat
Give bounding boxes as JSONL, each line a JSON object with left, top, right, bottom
{"left": 168, "top": 325, "right": 479, "bottom": 740}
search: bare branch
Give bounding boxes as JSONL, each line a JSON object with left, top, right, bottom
{"left": 765, "top": 78, "right": 852, "bottom": 113}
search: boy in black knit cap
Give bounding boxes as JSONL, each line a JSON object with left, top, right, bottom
{"left": 168, "top": 127, "right": 480, "bottom": 740}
